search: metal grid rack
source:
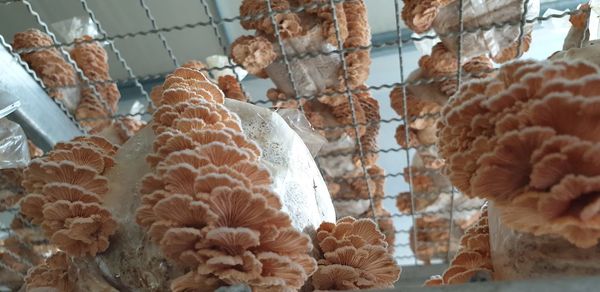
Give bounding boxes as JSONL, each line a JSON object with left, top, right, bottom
{"left": 0, "top": 0, "right": 592, "bottom": 289}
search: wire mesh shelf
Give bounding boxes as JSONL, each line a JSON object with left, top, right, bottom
{"left": 0, "top": 0, "right": 591, "bottom": 289}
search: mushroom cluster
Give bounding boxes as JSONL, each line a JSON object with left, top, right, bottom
{"left": 1, "top": 141, "right": 55, "bottom": 290}
{"left": 69, "top": 35, "right": 145, "bottom": 143}
{"left": 424, "top": 207, "right": 491, "bottom": 286}
{"left": 12, "top": 29, "right": 146, "bottom": 145}
{"left": 312, "top": 217, "right": 401, "bottom": 290}
{"left": 24, "top": 252, "right": 76, "bottom": 291}
{"left": 136, "top": 67, "right": 318, "bottom": 291}
{"left": 19, "top": 136, "right": 119, "bottom": 256}
{"left": 438, "top": 59, "right": 600, "bottom": 248}
{"left": 232, "top": 0, "right": 392, "bottom": 239}
{"left": 150, "top": 60, "right": 249, "bottom": 108}
{"left": 12, "top": 29, "right": 77, "bottom": 106}
{"left": 391, "top": 43, "right": 494, "bottom": 150}
{"left": 71, "top": 35, "right": 120, "bottom": 129}
{"left": 390, "top": 43, "right": 487, "bottom": 263}
{"left": 233, "top": 0, "right": 371, "bottom": 92}
{"left": 401, "top": 0, "right": 537, "bottom": 61}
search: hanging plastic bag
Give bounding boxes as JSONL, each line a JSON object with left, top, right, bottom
{"left": 0, "top": 119, "right": 30, "bottom": 169}
{"left": 433, "top": 0, "right": 540, "bottom": 61}
{"left": 487, "top": 202, "right": 600, "bottom": 281}
{"left": 51, "top": 16, "right": 101, "bottom": 46}
{"left": 276, "top": 108, "right": 327, "bottom": 157}
{"left": 50, "top": 16, "right": 106, "bottom": 114}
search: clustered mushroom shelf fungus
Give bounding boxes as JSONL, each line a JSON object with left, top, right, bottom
{"left": 12, "top": 29, "right": 78, "bottom": 109}
{"left": 19, "top": 136, "right": 119, "bottom": 257}
{"left": 425, "top": 207, "right": 492, "bottom": 286}
{"left": 232, "top": 0, "right": 392, "bottom": 239}
{"left": 312, "top": 217, "right": 401, "bottom": 291}
{"left": 438, "top": 59, "right": 600, "bottom": 248}
{"left": 149, "top": 59, "right": 249, "bottom": 109}
{"left": 401, "top": 0, "right": 538, "bottom": 62}
{"left": 390, "top": 42, "right": 487, "bottom": 263}
{"left": 138, "top": 67, "right": 318, "bottom": 291}
{"left": 18, "top": 64, "right": 339, "bottom": 291}
{"left": 12, "top": 29, "right": 146, "bottom": 145}
{"left": 0, "top": 141, "right": 52, "bottom": 291}
{"left": 435, "top": 58, "right": 600, "bottom": 282}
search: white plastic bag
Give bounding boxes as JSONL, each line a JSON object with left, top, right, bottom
{"left": 488, "top": 202, "right": 600, "bottom": 281}
{"left": 276, "top": 108, "right": 327, "bottom": 157}
{"left": 51, "top": 16, "right": 101, "bottom": 45}
{"left": 433, "top": 0, "right": 540, "bottom": 60}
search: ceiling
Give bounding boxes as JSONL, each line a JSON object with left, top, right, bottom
{"left": 0, "top": 0, "right": 579, "bottom": 81}
{"left": 0, "top": 0, "right": 409, "bottom": 81}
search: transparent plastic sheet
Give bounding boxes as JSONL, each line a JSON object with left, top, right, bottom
{"left": 275, "top": 108, "right": 327, "bottom": 157}
{"left": 488, "top": 202, "right": 600, "bottom": 281}
{"left": 51, "top": 16, "right": 101, "bottom": 46}
{"left": 315, "top": 135, "right": 369, "bottom": 217}
{"left": 433, "top": 0, "right": 540, "bottom": 61}
{"left": 48, "top": 16, "right": 104, "bottom": 113}
{"left": 266, "top": 24, "right": 342, "bottom": 98}
{"left": 0, "top": 118, "right": 30, "bottom": 169}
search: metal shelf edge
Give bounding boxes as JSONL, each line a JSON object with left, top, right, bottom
{"left": 0, "top": 45, "right": 82, "bottom": 151}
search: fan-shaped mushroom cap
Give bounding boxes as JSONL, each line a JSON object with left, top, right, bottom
{"left": 439, "top": 59, "right": 600, "bottom": 247}
{"left": 402, "top": 0, "right": 440, "bottom": 34}
{"left": 231, "top": 36, "right": 277, "bottom": 76}
{"left": 491, "top": 33, "right": 532, "bottom": 64}
{"left": 420, "top": 42, "right": 458, "bottom": 77}
{"left": 19, "top": 136, "right": 119, "bottom": 257}
{"left": 41, "top": 200, "right": 117, "bottom": 256}
{"left": 48, "top": 147, "right": 106, "bottom": 173}
{"left": 24, "top": 252, "right": 75, "bottom": 292}
{"left": 316, "top": 217, "right": 387, "bottom": 253}
{"left": 319, "top": 245, "right": 401, "bottom": 289}
{"left": 313, "top": 216, "right": 400, "bottom": 290}
{"left": 23, "top": 160, "right": 109, "bottom": 195}
{"left": 312, "top": 264, "right": 361, "bottom": 291}
{"left": 218, "top": 75, "right": 248, "bottom": 102}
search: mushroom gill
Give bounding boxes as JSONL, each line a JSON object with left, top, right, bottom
{"left": 19, "top": 136, "right": 119, "bottom": 257}
{"left": 312, "top": 217, "right": 401, "bottom": 290}
{"left": 438, "top": 59, "right": 600, "bottom": 247}
{"left": 424, "top": 207, "right": 492, "bottom": 286}
{"left": 135, "top": 66, "right": 317, "bottom": 290}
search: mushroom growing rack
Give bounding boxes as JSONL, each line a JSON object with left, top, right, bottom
{"left": 0, "top": 0, "right": 599, "bottom": 291}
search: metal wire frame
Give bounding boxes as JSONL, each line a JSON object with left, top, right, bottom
{"left": 0, "top": 34, "right": 86, "bottom": 133}
{"left": 0, "top": 0, "right": 585, "bottom": 271}
{"left": 198, "top": 0, "right": 251, "bottom": 100}
{"left": 19, "top": 0, "right": 112, "bottom": 125}
{"left": 78, "top": 0, "right": 152, "bottom": 111}
{"left": 138, "top": 0, "right": 180, "bottom": 68}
